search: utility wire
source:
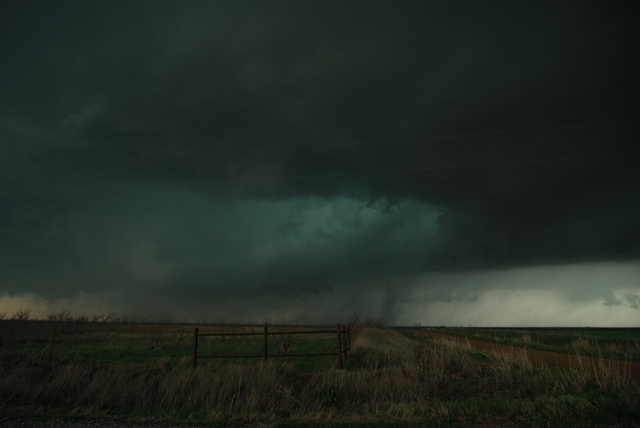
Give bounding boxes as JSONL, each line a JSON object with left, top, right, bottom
{"left": 27, "top": 119, "right": 640, "bottom": 167}
{"left": 2, "top": 151, "right": 639, "bottom": 197}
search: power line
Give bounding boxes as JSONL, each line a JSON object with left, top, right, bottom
{"left": 2, "top": 151, "right": 638, "bottom": 197}
{"left": 28, "top": 120, "right": 640, "bottom": 167}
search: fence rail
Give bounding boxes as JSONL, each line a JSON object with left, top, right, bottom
{"left": 192, "top": 324, "right": 352, "bottom": 369}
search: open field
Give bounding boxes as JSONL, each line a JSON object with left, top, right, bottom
{"left": 0, "top": 320, "right": 342, "bottom": 372}
{"left": 1, "top": 321, "right": 640, "bottom": 427}
{"left": 412, "top": 327, "right": 640, "bottom": 363}
{"left": 406, "top": 329, "right": 640, "bottom": 381}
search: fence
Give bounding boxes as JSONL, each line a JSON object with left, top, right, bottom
{"left": 193, "top": 323, "right": 352, "bottom": 369}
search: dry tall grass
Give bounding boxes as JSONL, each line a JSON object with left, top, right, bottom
{"left": 1, "top": 328, "right": 639, "bottom": 424}
{"left": 570, "top": 335, "right": 640, "bottom": 360}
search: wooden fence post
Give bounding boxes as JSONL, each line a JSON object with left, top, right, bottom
{"left": 49, "top": 326, "right": 57, "bottom": 358}
{"left": 336, "top": 324, "right": 343, "bottom": 370}
{"left": 263, "top": 324, "right": 268, "bottom": 365}
{"left": 344, "top": 327, "right": 351, "bottom": 359}
{"left": 342, "top": 326, "right": 348, "bottom": 361}
{"left": 193, "top": 327, "right": 198, "bottom": 368}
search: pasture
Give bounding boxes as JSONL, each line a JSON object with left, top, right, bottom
{"left": 424, "top": 327, "right": 640, "bottom": 362}
{"left": 1, "top": 320, "right": 640, "bottom": 427}
{"left": 0, "top": 319, "right": 342, "bottom": 372}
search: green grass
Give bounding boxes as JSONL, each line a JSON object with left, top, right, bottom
{"left": 0, "top": 320, "right": 343, "bottom": 372}
{"left": 414, "top": 327, "right": 640, "bottom": 362}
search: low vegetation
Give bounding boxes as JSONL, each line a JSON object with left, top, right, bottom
{"left": 1, "top": 316, "right": 639, "bottom": 426}
{"left": 429, "top": 327, "right": 640, "bottom": 362}
{"left": 0, "top": 316, "right": 341, "bottom": 372}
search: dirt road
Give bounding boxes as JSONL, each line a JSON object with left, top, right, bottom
{"left": 408, "top": 330, "right": 640, "bottom": 381}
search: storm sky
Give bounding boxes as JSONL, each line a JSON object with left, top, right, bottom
{"left": 1, "top": 1, "right": 639, "bottom": 325}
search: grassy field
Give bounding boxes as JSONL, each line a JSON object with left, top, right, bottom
{"left": 418, "top": 327, "right": 640, "bottom": 362}
{"left": 0, "top": 320, "right": 342, "bottom": 372}
{"left": 1, "top": 320, "right": 640, "bottom": 427}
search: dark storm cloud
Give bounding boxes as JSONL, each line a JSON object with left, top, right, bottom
{"left": 0, "top": 1, "right": 639, "bottom": 320}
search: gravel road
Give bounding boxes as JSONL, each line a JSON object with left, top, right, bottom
{"left": 0, "top": 419, "right": 270, "bottom": 428}
{"left": 2, "top": 416, "right": 639, "bottom": 428}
